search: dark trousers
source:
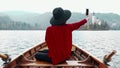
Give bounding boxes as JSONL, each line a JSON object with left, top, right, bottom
{"left": 35, "top": 50, "right": 52, "bottom": 63}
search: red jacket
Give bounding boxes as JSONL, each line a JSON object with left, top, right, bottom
{"left": 45, "top": 19, "right": 87, "bottom": 64}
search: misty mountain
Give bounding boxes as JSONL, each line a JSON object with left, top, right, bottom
{"left": 94, "top": 13, "right": 120, "bottom": 24}
{"left": 0, "top": 11, "right": 120, "bottom": 29}
{"left": 0, "top": 11, "right": 40, "bottom": 24}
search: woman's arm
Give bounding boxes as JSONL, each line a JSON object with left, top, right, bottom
{"left": 69, "top": 15, "right": 90, "bottom": 30}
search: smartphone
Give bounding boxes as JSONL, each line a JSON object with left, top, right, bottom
{"left": 86, "top": 9, "right": 89, "bottom": 16}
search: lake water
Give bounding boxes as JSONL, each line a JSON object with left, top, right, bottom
{"left": 0, "top": 30, "right": 120, "bottom": 68}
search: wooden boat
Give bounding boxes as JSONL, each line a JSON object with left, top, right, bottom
{"left": 1, "top": 42, "right": 108, "bottom": 68}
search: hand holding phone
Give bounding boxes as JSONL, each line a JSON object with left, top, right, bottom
{"left": 85, "top": 9, "right": 90, "bottom": 21}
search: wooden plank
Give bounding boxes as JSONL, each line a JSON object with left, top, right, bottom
{"left": 19, "top": 61, "right": 95, "bottom": 67}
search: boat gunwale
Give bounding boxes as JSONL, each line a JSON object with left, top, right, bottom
{"left": 73, "top": 43, "right": 108, "bottom": 68}
{"left": 3, "top": 42, "right": 45, "bottom": 68}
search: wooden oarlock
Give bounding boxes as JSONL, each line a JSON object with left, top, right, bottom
{"left": 0, "top": 54, "right": 11, "bottom": 64}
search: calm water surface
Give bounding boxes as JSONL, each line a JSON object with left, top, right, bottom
{"left": 0, "top": 30, "right": 120, "bottom": 68}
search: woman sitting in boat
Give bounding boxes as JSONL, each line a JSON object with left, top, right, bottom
{"left": 35, "top": 7, "right": 90, "bottom": 65}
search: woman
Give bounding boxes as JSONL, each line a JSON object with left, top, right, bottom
{"left": 35, "top": 7, "right": 90, "bottom": 65}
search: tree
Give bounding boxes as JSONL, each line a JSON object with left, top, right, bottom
{"left": 100, "top": 20, "right": 110, "bottom": 30}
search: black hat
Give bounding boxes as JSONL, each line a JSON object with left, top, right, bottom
{"left": 50, "top": 7, "right": 71, "bottom": 26}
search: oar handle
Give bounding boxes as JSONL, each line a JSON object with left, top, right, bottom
{"left": 0, "top": 54, "right": 8, "bottom": 59}
{"left": 105, "top": 50, "right": 117, "bottom": 60}
{"left": 103, "top": 50, "right": 117, "bottom": 66}
{"left": 0, "top": 54, "right": 11, "bottom": 64}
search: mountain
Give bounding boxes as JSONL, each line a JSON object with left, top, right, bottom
{"left": 0, "top": 11, "right": 40, "bottom": 24}
{"left": 92, "top": 13, "right": 120, "bottom": 29}
{"left": 0, "top": 11, "right": 120, "bottom": 30}
{"left": 94, "top": 13, "right": 120, "bottom": 24}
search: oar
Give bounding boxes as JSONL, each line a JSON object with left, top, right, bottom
{"left": 103, "top": 50, "right": 117, "bottom": 66}
{"left": 0, "top": 54, "right": 8, "bottom": 59}
{"left": 0, "top": 54, "right": 11, "bottom": 64}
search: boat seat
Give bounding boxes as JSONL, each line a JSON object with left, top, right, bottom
{"left": 19, "top": 60, "right": 95, "bottom": 67}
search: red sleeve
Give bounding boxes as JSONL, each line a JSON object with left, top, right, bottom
{"left": 45, "top": 27, "right": 52, "bottom": 43}
{"left": 68, "top": 19, "right": 87, "bottom": 30}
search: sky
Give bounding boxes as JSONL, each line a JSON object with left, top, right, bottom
{"left": 0, "top": 0, "right": 120, "bottom": 14}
